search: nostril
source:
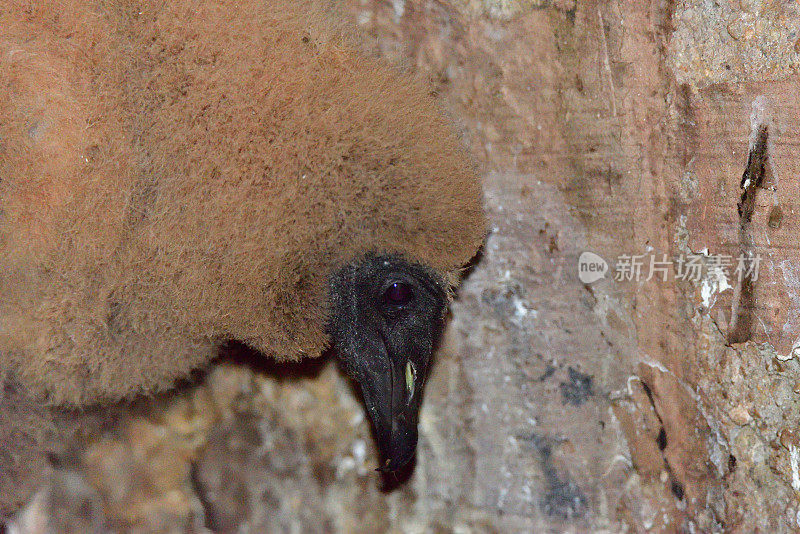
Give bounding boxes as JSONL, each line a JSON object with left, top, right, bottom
{"left": 405, "top": 360, "right": 416, "bottom": 401}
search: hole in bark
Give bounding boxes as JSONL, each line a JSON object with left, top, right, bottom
{"left": 728, "top": 454, "right": 737, "bottom": 472}
{"left": 671, "top": 480, "right": 685, "bottom": 500}
{"left": 656, "top": 428, "right": 667, "bottom": 451}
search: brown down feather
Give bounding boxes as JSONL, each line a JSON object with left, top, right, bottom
{"left": 0, "top": 0, "right": 486, "bottom": 408}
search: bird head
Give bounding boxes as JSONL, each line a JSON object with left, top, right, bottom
{"left": 328, "top": 254, "right": 447, "bottom": 473}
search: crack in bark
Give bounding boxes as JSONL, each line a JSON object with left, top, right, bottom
{"left": 639, "top": 380, "right": 685, "bottom": 502}
{"left": 729, "top": 124, "right": 769, "bottom": 344}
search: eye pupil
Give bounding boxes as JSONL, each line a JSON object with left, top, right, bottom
{"left": 385, "top": 282, "right": 413, "bottom": 305}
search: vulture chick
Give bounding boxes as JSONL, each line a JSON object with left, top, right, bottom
{"left": 0, "top": 0, "right": 485, "bottom": 513}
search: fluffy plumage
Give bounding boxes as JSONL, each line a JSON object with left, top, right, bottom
{"left": 0, "top": 0, "right": 485, "bottom": 514}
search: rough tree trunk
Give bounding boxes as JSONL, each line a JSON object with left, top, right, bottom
{"left": 11, "top": 1, "right": 800, "bottom": 532}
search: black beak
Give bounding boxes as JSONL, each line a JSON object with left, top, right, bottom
{"left": 328, "top": 253, "right": 448, "bottom": 477}
{"left": 357, "top": 356, "right": 424, "bottom": 472}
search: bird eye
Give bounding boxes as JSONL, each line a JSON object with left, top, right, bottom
{"left": 384, "top": 281, "right": 413, "bottom": 306}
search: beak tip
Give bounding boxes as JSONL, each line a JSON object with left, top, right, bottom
{"left": 376, "top": 453, "right": 416, "bottom": 477}
{"left": 376, "top": 445, "right": 416, "bottom": 474}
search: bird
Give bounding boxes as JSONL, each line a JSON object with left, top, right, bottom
{"left": 0, "top": 0, "right": 485, "bottom": 516}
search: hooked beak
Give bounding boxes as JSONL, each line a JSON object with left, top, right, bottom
{"left": 358, "top": 357, "right": 425, "bottom": 472}
{"left": 327, "top": 254, "right": 448, "bottom": 477}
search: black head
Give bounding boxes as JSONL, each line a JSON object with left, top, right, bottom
{"left": 328, "top": 254, "right": 448, "bottom": 473}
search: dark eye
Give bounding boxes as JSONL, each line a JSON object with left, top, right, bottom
{"left": 384, "top": 281, "right": 413, "bottom": 306}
